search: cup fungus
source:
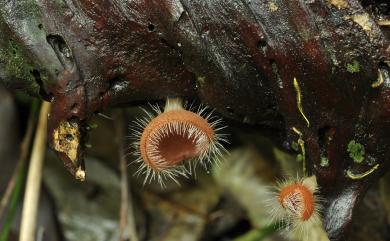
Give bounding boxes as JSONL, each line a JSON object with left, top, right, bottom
{"left": 269, "top": 176, "right": 322, "bottom": 239}
{"left": 130, "top": 98, "right": 228, "bottom": 185}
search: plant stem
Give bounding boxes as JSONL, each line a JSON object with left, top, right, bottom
{"left": 19, "top": 102, "right": 50, "bottom": 241}
{"left": 114, "top": 110, "right": 138, "bottom": 241}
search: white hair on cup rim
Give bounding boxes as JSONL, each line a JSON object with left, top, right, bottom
{"left": 129, "top": 98, "right": 229, "bottom": 186}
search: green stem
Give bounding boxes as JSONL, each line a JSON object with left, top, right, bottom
{"left": 0, "top": 163, "right": 27, "bottom": 241}
{"left": 233, "top": 223, "right": 280, "bottom": 241}
{"left": 0, "top": 99, "right": 39, "bottom": 241}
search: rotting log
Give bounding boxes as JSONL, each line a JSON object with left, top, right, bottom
{"left": 1, "top": 1, "right": 389, "bottom": 240}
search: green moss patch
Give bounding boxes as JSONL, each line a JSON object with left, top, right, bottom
{"left": 296, "top": 154, "right": 304, "bottom": 162}
{"left": 346, "top": 60, "right": 360, "bottom": 73}
{"left": 196, "top": 76, "right": 206, "bottom": 88}
{"left": 347, "top": 140, "right": 365, "bottom": 163}
{"left": 320, "top": 157, "right": 329, "bottom": 167}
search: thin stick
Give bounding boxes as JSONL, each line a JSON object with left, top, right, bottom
{"left": 114, "top": 110, "right": 138, "bottom": 241}
{"left": 377, "top": 20, "right": 390, "bottom": 26}
{"left": 0, "top": 101, "right": 37, "bottom": 219}
{"left": 19, "top": 102, "right": 50, "bottom": 241}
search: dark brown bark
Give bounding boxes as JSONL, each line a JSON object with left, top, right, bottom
{"left": 1, "top": 1, "right": 389, "bottom": 240}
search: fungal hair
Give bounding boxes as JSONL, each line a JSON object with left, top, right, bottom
{"left": 267, "top": 175, "right": 324, "bottom": 241}
{"left": 129, "top": 99, "right": 228, "bottom": 187}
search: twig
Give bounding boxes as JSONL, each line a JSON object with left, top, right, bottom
{"left": 377, "top": 20, "right": 390, "bottom": 26}
{"left": 0, "top": 101, "right": 38, "bottom": 219}
{"left": 114, "top": 110, "right": 138, "bottom": 241}
{"left": 19, "top": 102, "right": 50, "bottom": 241}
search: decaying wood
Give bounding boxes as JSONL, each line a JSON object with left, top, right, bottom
{"left": 1, "top": 1, "right": 389, "bottom": 240}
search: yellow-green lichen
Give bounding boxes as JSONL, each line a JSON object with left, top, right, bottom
{"left": 347, "top": 164, "right": 379, "bottom": 180}
{"left": 347, "top": 140, "right": 365, "bottom": 163}
{"left": 291, "top": 141, "right": 299, "bottom": 152}
{"left": 296, "top": 154, "right": 304, "bottom": 162}
{"left": 196, "top": 76, "right": 206, "bottom": 88}
{"left": 269, "top": 2, "right": 279, "bottom": 12}
{"left": 351, "top": 13, "right": 374, "bottom": 38}
{"left": 293, "top": 78, "right": 310, "bottom": 127}
{"left": 346, "top": 60, "right": 360, "bottom": 73}
{"left": 291, "top": 127, "right": 307, "bottom": 175}
{"left": 0, "top": 13, "right": 36, "bottom": 87}
{"left": 320, "top": 157, "right": 330, "bottom": 167}
{"left": 1, "top": 42, "right": 33, "bottom": 79}
{"left": 0, "top": 1, "right": 52, "bottom": 94}
{"left": 328, "top": 0, "right": 349, "bottom": 9}
{"left": 372, "top": 68, "right": 385, "bottom": 88}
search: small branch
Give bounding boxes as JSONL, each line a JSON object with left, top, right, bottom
{"left": 377, "top": 20, "right": 390, "bottom": 26}
{"left": 114, "top": 110, "right": 138, "bottom": 241}
{"left": 19, "top": 102, "right": 50, "bottom": 241}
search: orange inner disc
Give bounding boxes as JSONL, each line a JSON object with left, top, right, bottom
{"left": 278, "top": 183, "right": 315, "bottom": 221}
